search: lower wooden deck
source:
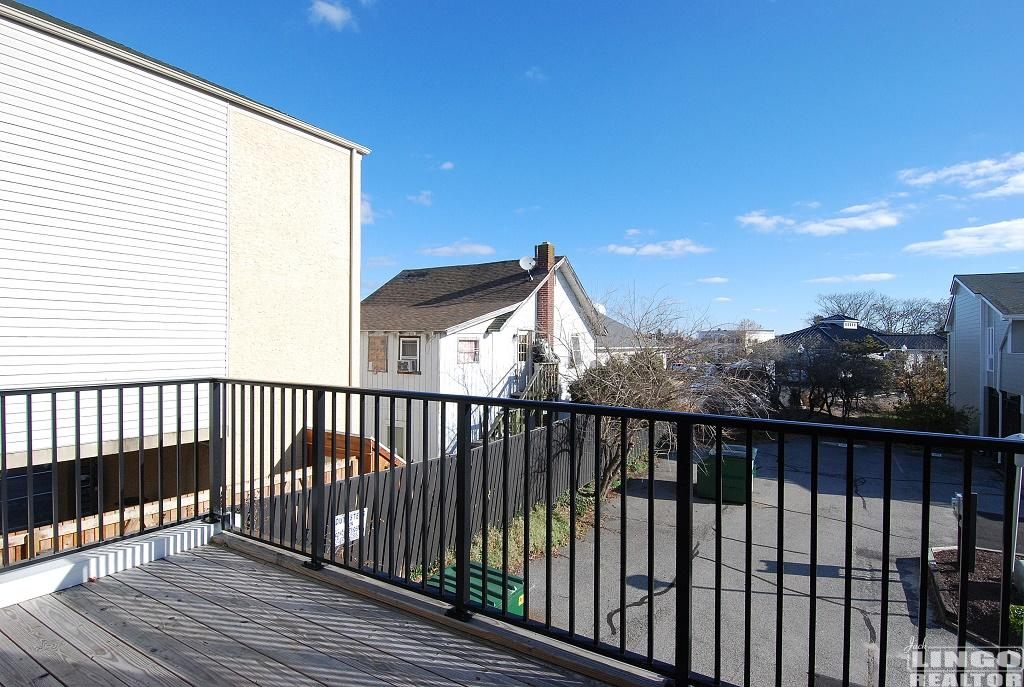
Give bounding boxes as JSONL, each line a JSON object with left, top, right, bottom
{"left": 0, "top": 544, "right": 606, "bottom": 687}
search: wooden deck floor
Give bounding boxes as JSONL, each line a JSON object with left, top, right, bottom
{"left": 0, "top": 545, "right": 607, "bottom": 687}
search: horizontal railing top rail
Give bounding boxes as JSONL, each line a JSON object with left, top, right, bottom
{"left": 5, "top": 376, "right": 1021, "bottom": 452}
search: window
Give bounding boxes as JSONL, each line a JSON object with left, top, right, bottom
{"left": 986, "top": 326, "right": 995, "bottom": 371}
{"left": 367, "top": 335, "right": 387, "bottom": 372}
{"left": 517, "top": 333, "right": 530, "bottom": 363}
{"left": 457, "top": 339, "right": 480, "bottom": 364}
{"left": 1011, "top": 321, "right": 1024, "bottom": 354}
{"left": 398, "top": 336, "right": 420, "bottom": 373}
{"left": 570, "top": 334, "right": 583, "bottom": 367}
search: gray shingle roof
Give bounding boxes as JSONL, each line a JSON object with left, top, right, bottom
{"left": 956, "top": 273, "right": 1024, "bottom": 316}
{"left": 361, "top": 260, "right": 546, "bottom": 332}
{"left": 776, "top": 322, "right": 947, "bottom": 351}
{"left": 596, "top": 315, "right": 638, "bottom": 349}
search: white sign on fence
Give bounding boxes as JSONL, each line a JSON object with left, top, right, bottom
{"left": 333, "top": 509, "right": 367, "bottom": 547}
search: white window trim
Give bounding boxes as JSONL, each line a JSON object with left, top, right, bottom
{"left": 398, "top": 336, "right": 421, "bottom": 374}
{"left": 457, "top": 338, "right": 480, "bottom": 364}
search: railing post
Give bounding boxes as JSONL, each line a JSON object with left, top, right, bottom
{"left": 447, "top": 399, "right": 473, "bottom": 621}
{"left": 204, "top": 380, "right": 223, "bottom": 525}
{"left": 304, "top": 388, "right": 327, "bottom": 570}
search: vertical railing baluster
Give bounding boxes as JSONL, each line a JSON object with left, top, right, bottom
{"left": 239, "top": 386, "right": 247, "bottom": 536}
{"left": 0, "top": 396, "right": 8, "bottom": 567}
{"left": 50, "top": 393, "right": 58, "bottom": 552}
{"left": 917, "top": 446, "right": 932, "bottom": 656}
{"left": 175, "top": 384, "right": 181, "bottom": 524}
{"left": 404, "top": 396, "right": 412, "bottom": 580}
{"left": 775, "top": 431, "right": 786, "bottom": 687}
{"left": 545, "top": 408, "right": 554, "bottom": 630}
{"left": 272, "top": 387, "right": 280, "bottom": 543}
{"left": 438, "top": 401, "right": 447, "bottom": 591}
{"left": 449, "top": 400, "right": 472, "bottom": 620}
{"left": 647, "top": 420, "right": 656, "bottom": 666}
{"left": 358, "top": 392, "right": 366, "bottom": 570}
{"left": 96, "top": 390, "right": 104, "bottom": 542}
{"left": 290, "top": 387, "right": 297, "bottom": 551}
{"left": 230, "top": 384, "right": 238, "bottom": 530}
{"left": 998, "top": 449, "right": 1015, "bottom": 649}
{"left": 676, "top": 421, "right": 693, "bottom": 685}
{"left": 501, "top": 408, "right": 510, "bottom": 613}
{"left": 343, "top": 392, "right": 351, "bottom": 567}
{"left": 593, "top": 413, "right": 602, "bottom": 646}
{"left": 74, "top": 391, "right": 81, "bottom": 548}
{"left": 302, "top": 389, "right": 308, "bottom": 552}
{"left": 388, "top": 395, "right": 396, "bottom": 579}
{"left": 373, "top": 394, "right": 381, "bottom": 574}
{"left": 421, "top": 399, "right": 429, "bottom": 590}
{"left": 744, "top": 428, "right": 753, "bottom": 685}
{"left": 249, "top": 385, "right": 256, "bottom": 537}
{"left": 807, "top": 434, "right": 819, "bottom": 687}
{"left": 619, "top": 415, "right": 627, "bottom": 656}
{"left": 304, "top": 388, "right": 326, "bottom": 570}
{"left": 26, "top": 393, "right": 34, "bottom": 559}
{"left": 714, "top": 423, "right": 723, "bottom": 681}
{"left": 842, "top": 440, "right": 855, "bottom": 687}
{"left": 192, "top": 381, "right": 198, "bottom": 519}
{"left": 157, "top": 386, "right": 164, "bottom": 529}
{"left": 481, "top": 404, "right": 490, "bottom": 605}
{"left": 523, "top": 407, "right": 532, "bottom": 624}
{"left": 260, "top": 386, "right": 266, "bottom": 541}
{"left": 117, "top": 387, "right": 124, "bottom": 539}
{"left": 956, "top": 448, "right": 973, "bottom": 686}
{"left": 568, "top": 411, "right": 578, "bottom": 638}
{"left": 206, "top": 381, "right": 222, "bottom": 525}
{"left": 878, "top": 441, "right": 892, "bottom": 687}
{"left": 329, "top": 391, "right": 337, "bottom": 562}
{"left": 138, "top": 386, "right": 144, "bottom": 535}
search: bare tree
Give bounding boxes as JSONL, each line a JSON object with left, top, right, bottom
{"left": 807, "top": 290, "right": 948, "bottom": 334}
{"left": 565, "top": 292, "right": 773, "bottom": 497}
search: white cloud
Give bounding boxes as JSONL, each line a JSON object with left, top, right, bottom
{"left": 736, "top": 210, "right": 795, "bottom": 233}
{"left": 625, "top": 228, "right": 643, "bottom": 237}
{"left": 420, "top": 240, "right": 495, "bottom": 257}
{"left": 524, "top": 66, "right": 547, "bottom": 82}
{"left": 361, "top": 193, "right": 376, "bottom": 224}
{"left": 365, "top": 255, "right": 396, "bottom": 268}
{"left": 713, "top": 296, "right": 732, "bottom": 303}
{"left": 439, "top": 161, "right": 455, "bottom": 171}
{"left": 308, "top": 0, "right": 355, "bottom": 30}
{"left": 797, "top": 206, "right": 901, "bottom": 236}
{"left": 603, "top": 238, "right": 713, "bottom": 257}
{"left": 794, "top": 200, "right": 821, "bottom": 209}
{"left": 804, "top": 273, "right": 897, "bottom": 284}
{"left": 751, "top": 307, "right": 778, "bottom": 313}
{"left": 407, "top": 190, "right": 433, "bottom": 207}
{"left": 697, "top": 276, "right": 729, "bottom": 284}
{"left": 899, "top": 152, "right": 1024, "bottom": 197}
{"left": 903, "top": 218, "right": 1024, "bottom": 257}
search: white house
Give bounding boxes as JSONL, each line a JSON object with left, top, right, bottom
{"left": 360, "top": 242, "right": 602, "bottom": 457}
{"left": 946, "top": 273, "right": 1024, "bottom": 437}
{"left": 0, "top": 1, "right": 367, "bottom": 530}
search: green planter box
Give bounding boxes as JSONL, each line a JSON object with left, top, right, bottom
{"left": 426, "top": 562, "right": 524, "bottom": 616}
{"left": 695, "top": 444, "right": 758, "bottom": 504}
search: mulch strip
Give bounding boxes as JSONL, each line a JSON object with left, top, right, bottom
{"left": 930, "top": 547, "right": 1019, "bottom": 646}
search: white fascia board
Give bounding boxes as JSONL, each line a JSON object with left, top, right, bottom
{"left": 444, "top": 304, "right": 521, "bottom": 337}
{"left": 557, "top": 259, "right": 604, "bottom": 332}
{"left": 0, "top": 1, "right": 370, "bottom": 155}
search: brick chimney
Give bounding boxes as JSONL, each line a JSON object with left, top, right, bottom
{"left": 535, "top": 242, "right": 555, "bottom": 342}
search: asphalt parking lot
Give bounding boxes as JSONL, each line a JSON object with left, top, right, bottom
{"left": 527, "top": 435, "right": 1017, "bottom": 686}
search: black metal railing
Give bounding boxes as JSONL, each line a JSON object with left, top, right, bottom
{"left": 1, "top": 377, "right": 1022, "bottom": 687}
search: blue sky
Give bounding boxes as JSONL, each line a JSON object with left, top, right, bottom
{"left": 28, "top": 0, "right": 1024, "bottom": 332}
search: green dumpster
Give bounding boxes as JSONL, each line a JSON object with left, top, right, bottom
{"left": 695, "top": 443, "right": 757, "bottom": 504}
{"left": 426, "top": 562, "right": 525, "bottom": 616}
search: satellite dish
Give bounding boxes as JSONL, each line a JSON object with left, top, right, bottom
{"left": 518, "top": 256, "right": 537, "bottom": 280}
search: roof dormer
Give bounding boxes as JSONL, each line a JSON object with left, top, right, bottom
{"left": 822, "top": 314, "right": 859, "bottom": 330}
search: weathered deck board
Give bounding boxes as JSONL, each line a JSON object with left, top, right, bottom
{"left": 87, "top": 575, "right": 317, "bottom": 687}
{"left": 0, "top": 628, "right": 62, "bottom": 687}
{"left": 143, "top": 555, "right": 455, "bottom": 687}
{"left": 0, "top": 604, "right": 127, "bottom": 687}
{"left": 186, "top": 546, "right": 592, "bottom": 687}
{"left": 20, "top": 594, "right": 192, "bottom": 687}
{"left": 0, "top": 545, "right": 605, "bottom": 687}
{"left": 189, "top": 545, "right": 596, "bottom": 687}
{"left": 55, "top": 585, "right": 259, "bottom": 687}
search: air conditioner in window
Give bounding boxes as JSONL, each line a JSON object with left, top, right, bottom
{"left": 398, "top": 360, "right": 418, "bottom": 373}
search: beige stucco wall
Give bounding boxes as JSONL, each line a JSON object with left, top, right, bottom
{"left": 227, "top": 107, "right": 358, "bottom": 386}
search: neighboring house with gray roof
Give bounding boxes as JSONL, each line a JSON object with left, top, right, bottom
{"left": 360, "top": 242, "right": 602, "bottom": 457}
{"left": 776, "top": 315, "right": 946, "bottom": 360}
{"left": 946, "top": 273, "right": 1024, "bottom": 436}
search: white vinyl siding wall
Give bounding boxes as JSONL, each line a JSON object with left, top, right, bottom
{"left": 0, "top": 16, "right": 228, "bottom": 458}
